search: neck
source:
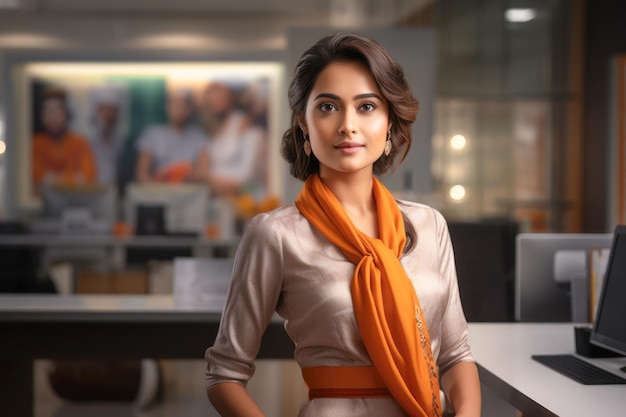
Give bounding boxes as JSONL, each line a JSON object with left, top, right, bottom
{"left": 171, "top": 122, "right": 186, "bottom": 133}
{"left": 318, "top": 169, "right": 378, "bottom": 237}
{"left": 100, "top": 128, "right": 114, "bottom": 142}
{"left": 48, "top": 130, "right": 66, "bottom": 141}
{"left": 208, "top": 111, "right": 234, "bottom": 136}
{"left": 320, "top": 168, "right": 373, "bottom": 203}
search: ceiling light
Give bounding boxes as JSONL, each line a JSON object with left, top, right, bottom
{"left": 0, "top": 141, "right": 6, "bottom": 155}
{"left": 505, "top": 8, "right": 536, "bottom": 23}
{"left": 449, "top": 185, "right": 466, "bottom": 201}
{"left": 450, "top": 134, "right": 467, "bottom": 150}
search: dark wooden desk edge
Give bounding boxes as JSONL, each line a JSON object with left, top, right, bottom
{"left": 0, "top": 318, "right": 294, "bottom": 417}
{"left": 0, "top": 319, "right": 294, "bottom": 360}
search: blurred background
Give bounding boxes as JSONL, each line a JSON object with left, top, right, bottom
{"left": 0, "top": 0, "right": 623, "bottom": 233}
{"left": 0, "top": 1, "right": 625, "bottom": 416}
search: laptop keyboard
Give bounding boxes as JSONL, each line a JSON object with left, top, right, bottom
{"left": 532, "top": 354, "right": 626, "bottom": 385}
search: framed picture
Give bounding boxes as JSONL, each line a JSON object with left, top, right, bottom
{"left": 9, "top": 60, "right": 282, "bottom": 211}
{"left": 610, "top": 55, "right": 626, "bottom": 227}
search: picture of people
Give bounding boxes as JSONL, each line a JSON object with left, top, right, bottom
{"left": 18, "top": 62, "right": 280, "bottom": 209}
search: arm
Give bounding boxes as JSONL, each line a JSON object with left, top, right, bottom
{"left": 440, "top": 361, "right": 481, "bottom": 417}
{"left": 190, "top": 147, "right": 239, "bottom": 194}
{"left": 190, "top": 148, "right": 211, "bottom": 183}
{"left": 431, "top": 208, "right": 481, "bottom": 416}
{"left": 207, "top": 382, "right": 265, "bottom": 417}
{"left": 76, "top": 136, "right": 97, "bottom": 182}
{"left": 31, "top": 135, "right": 47, "bottom": 192}
{"left": 206, "top": 174, "right": 245, "bottom": 196}
{"left": 135, "top": 150, "right": 154, "bottom": 182}
{"left": 205, "top": 213, "right": 284, "bottom": 415}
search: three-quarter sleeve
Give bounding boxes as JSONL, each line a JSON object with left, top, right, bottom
{"left": 431, "top": 208, "right": 474, "bottom": 376}
{"left": 205, "top": 212, "right": 284, "bottom": 388}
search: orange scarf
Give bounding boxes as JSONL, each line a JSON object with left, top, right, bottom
{"left": 295, "top": 174, "right": 441, "bottom": 417}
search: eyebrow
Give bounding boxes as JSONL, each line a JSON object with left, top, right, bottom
{"left": 313, "top": 93, "right": 383, "bottom": 101}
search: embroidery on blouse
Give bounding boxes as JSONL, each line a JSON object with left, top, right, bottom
{"left": 416, "top": 304, "right": 441, "bottom": 417}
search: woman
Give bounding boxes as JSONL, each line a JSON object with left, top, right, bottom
{"left": 193, "top": 81, "right": 266, "bottom": 198}
{"left": 205, "top": 33, "right": 481, "bottom": 417}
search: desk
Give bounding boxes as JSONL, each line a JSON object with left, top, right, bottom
{"left": 0, "top": 234, "right": 240, "bottom": 279}
{"left": 5, "top": 301, "right": 626, "bottom": 417}
{"left": 0, "top": 234, "right": 239, "bottom": 263}
{"left": 0, "top": 294, "right": 293, "bottom": 417}
{"left": 469, "top": 323, "right": 626, "bottom": 417}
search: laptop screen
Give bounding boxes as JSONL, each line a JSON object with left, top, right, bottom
{"left": 590, "top": 225, "right": 626, "bottom": 356}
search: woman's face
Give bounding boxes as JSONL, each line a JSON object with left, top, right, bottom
{"left": 301, "top": 60, "right": 389, "bottom": 179}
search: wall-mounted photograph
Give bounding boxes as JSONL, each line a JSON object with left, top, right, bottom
{"left": 12, "top": 61, "right": 282, "bottom": 211}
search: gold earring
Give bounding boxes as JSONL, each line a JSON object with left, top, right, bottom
{"left": 384, "top": 129, "right": 392, "bottom": 156}
{"left": 384, "top": 140, "right": 392, "bottom": 156}
{"left": 303, "top": 135, "right": 311, "bottom": 157}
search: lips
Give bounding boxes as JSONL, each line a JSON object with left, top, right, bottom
{"left": 334, "top": 141, "right": 364, "bottom": 153}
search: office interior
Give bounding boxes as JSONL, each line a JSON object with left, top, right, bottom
{"left": 0, "top": 0, "right": 625, "bottom": 416}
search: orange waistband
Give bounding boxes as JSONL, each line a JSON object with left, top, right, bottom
{"left": 302, "top": 366, "right": 391, "bottom": 399}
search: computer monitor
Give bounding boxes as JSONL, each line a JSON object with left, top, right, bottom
{"left": 124, "top": 183, "right": 209, "bottom": 236}
{"left": 39, "top": 183, "right": 117, "bottom": 234}
{"left": 515, "top": 233, "right": 613, "bottom": 322}
{"left": 590, "top": 225, "right": 626, "bottom": 356}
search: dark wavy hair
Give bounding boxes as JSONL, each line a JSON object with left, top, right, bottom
{"left": 282, "top": 32, "right": 419, "bottom": 251}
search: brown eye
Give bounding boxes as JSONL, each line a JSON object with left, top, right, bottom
{"left": 359, "top": 103, "right": 376, "bottom": 112}
{"left": 318, "top": 103, "right": 338, "bottom": 112}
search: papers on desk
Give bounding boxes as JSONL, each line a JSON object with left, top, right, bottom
{"left": 173, "top": 258, "right": 233, "bottom": 310}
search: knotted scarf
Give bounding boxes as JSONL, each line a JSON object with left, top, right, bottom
{"left": 295, "top": 173, "right": 441, "bottom": 417}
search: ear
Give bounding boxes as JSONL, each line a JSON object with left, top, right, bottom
{"left": 297, "top": 113, "right": 308, "bottom": 135}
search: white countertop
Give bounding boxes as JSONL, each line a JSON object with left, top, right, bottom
{"left": 468, "top": 323, "right": 626, "bottom": 417}
{"left": 0, "top": 294, "right": 224, "bottom": 322}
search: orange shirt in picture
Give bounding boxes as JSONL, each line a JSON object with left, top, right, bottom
{"left": 31, "top": 131, "right": 97, "bottom": 192}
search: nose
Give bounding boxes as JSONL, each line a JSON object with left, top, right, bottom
{"left": 338, "top": 109, "right": 357, "bottom": 136}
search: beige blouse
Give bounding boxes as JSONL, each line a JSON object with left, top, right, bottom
{"left": 205, "top": 201, "right": 474, "bottom": 417}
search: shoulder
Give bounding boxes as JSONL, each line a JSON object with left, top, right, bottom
{"left": 237, "top": 204, "right": 305, "bottom": 256}
{"left": 397, "top": 200, "right": 451, "bottom": 251}
{"left": 246, "top": 204, "right": 303, "bottom": 236}
{"left": 66, "top": 132, "right": 91, "bottom": 146}
{"left": 32, "top": 132, "right": 47, "bottom": 144}
{"left": 140, "top": 125, "right": 169, "bottom": 138}
{"left": 184, "top": 125, "right": 207, "bottom": 139}
{"left": 397, "top": 200, "right": 448, "bottom": 229}
{"left": 31, "top": 133, "right": 51, "bottom": 154}
{"left": 137, "top": 125, "right": 169, "bottom": 147}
